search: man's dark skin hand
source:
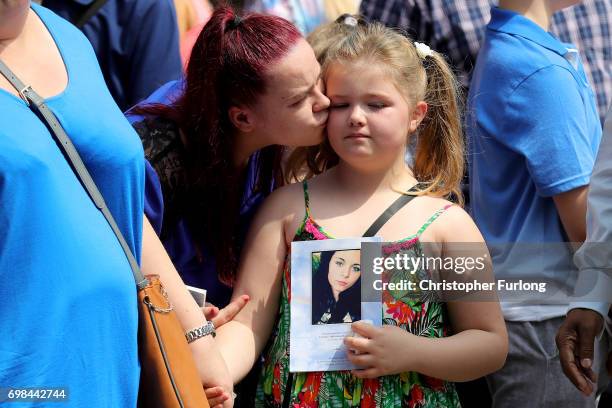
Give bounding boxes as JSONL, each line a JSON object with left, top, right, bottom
{"left": 556, "top": 308, "right": 604, "bottom": 396}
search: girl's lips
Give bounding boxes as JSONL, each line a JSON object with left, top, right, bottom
{"left": 336, "top": 280, "right": 348, "bottom": 286}
{"left": 346, "top": 133, "right": 369, "bottom": 139}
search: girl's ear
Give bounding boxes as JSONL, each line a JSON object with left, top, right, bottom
{"left": 228, "top": 106, "right": 256, "bottom": 133}
{"left": 409, "top": 101, "right": 428, "bottom": 133}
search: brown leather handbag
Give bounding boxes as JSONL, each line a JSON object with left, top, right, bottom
{"left": 0, "top": 60, "right": 210, "bottom": 408}
{"left": 138, "top": 276, "right": 211, "bottom": 408}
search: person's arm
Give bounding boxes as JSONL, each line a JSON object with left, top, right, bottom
{"left": 557, "top": 106, "right": 612, "bottom": 396}
{"left": 214, "top": 184, "right": 302, "bottom": 383}
{"left": 126, "top": 0, "right": 182, "bottom": 108}
{"left": 141, "top": 215, "right": 234, "bottom": 403}
{"left": 553, "top": 185, "right": 588, "bottom": 243}
{"left": 346, "top": 206, "right": 508, "bottom": 381}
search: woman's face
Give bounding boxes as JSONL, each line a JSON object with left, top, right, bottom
{"left": 253, "top": 38, "right": 330, "bottom": 147}
{"left": 327, "top": 250, "right": 361, "bottom": 297}
{"left": 0, "top": 0, "right": 29, "bottom": 40}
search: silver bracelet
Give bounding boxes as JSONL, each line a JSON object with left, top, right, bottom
{"left": 185, "top": 321, "right": 216, "bottom": 344}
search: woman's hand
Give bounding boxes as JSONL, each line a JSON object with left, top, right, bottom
{"left": 203, "top": 295, "right": 250, "bottom": 328}
{"left": 344, "top": 321, "right": 416, "bottom": 378}
{"left": 189, "top": 336, "right": 234, "bottom": 407}
{"left": 204, "top": 386, "right": 233, "bottom": 408}
{"left": 141, "top": 216, "right": 235, "bottom": 404}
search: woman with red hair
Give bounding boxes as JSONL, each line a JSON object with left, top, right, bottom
{"left": 131, "top": 4, "right": 328, "bottom": 309}
{"left": 128, "top": 7, "right": 329, "bottom": 406}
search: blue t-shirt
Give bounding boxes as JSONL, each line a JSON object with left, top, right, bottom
{"left": 0, "top": 4, "right": 143, "bottom": 406}
{"left": 44, "top": 0, "right": 182, "bottom": 111}
{"left": 467, "top": 8, "right": 601, "bottom": 312}
{"left": 128, "top": 81, "right": 273, "bottom": 308}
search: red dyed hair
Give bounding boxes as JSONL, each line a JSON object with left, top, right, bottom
{"left": 133, "top": 7, "right": 302, "bottom": 284}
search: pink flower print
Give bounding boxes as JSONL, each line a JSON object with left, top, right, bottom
{"left": 304, "top": 219, "right": 328, "bottom": 240}
{"left": 382, "top": 238, "right": 418, "bottom": 256}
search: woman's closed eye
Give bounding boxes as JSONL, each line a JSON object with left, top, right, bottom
{"left": 335, "top": 260, "right": 345, "bottom": 267}
{"left": 330, "top": 103, "right": 349, "bottom": 109}
{"left": 289, "top": 96, "right": 306, "bottom": 107}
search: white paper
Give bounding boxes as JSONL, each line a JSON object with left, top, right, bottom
{"left": 290, "top": 237, "right": 382, "bottom": 372}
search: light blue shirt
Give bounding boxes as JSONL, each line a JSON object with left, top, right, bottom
{"left": 0, "top": 4, "right": 143, "bottom": 406}
{"left": 468, "top": 8, "right": 601, "bottom": 319}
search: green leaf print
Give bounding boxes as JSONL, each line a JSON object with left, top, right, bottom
{"left": 408, "top": 306, "right": 442, "bottom": 337}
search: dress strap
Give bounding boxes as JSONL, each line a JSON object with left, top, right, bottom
{"left": 362, "top": 184, "right": 422, "bottom": 237}
{"left": 416, "top": 204, "right": 454, "bottom": 237}
{"left": 302, "top": 181, "right": 311, "bottom": 216}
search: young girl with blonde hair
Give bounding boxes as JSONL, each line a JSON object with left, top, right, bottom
{"left": 215, "top": 21, "right": 508, "bottom": 407}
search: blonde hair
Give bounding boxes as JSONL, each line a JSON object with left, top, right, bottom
{"left": 288, "top": 22, "right": 465, "bottom": 205}
{"left": 308, "top": 14, "right": 366, "bottom": 64}
{"left": 285, "top": 15, "right": 365, "bottom": 182}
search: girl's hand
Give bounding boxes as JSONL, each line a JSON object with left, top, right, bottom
{"left": 204, "top": 386, "right": 232, "bottom": 408}
{"left": 344, "top": 321, "right": 417, "bottom": 378}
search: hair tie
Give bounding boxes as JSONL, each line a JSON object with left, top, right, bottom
{"left": 342, "top": 15, "right": 358, "bottom": 27}
{"left": 335, "top": 13, "right": 364, "bottom": 28}
{"left": 414, "top": 42, "right": 434, "bottom": 59}
{"left": 227, "top": 15, "right": 242, "bottom": 30}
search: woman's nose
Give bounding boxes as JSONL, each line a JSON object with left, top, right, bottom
{"left": 313, "top": 88, "right": 330, "bottom": 113}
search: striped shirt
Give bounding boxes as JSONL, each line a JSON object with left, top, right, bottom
{"left": 361, "top": 0, "right": 612, "bottom": 122}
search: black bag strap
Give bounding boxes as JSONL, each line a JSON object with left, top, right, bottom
{"left": 0, "top": 59, "right": 147, "bottom": 288}
{"left": 362, "top": 184, "right": 421, "bottom": 237}
{"left": 74, "top": 0, "right": 109, "bottom": 29}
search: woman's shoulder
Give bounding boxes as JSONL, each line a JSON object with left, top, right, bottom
{"left": 133, "top": 117, "right": 186, "bottom": 223}
{"left": 133, "top": 116, "right": 182, "bottom": 164}
{"left": 33, "top": 4, "right": 93, "bottom": 49}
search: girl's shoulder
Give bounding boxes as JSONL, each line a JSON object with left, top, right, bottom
{"left": 264, "top": 171, "right": 330, "bottom": 211}
{"left": 412, "top": 196, "right": 483, "bottom": 243}
{"left": 256, "top": 181, "right": 309, "bottom": 234}
{"left": 388, "top": 195, "right": 480, "bottom": 243}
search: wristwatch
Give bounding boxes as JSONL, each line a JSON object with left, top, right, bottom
{"left": 185, "top": 321, "right": 216, "bottom": 344}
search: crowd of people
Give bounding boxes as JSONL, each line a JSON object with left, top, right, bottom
{"left": 1, "top": 0, "right": 612, "bottom": 407}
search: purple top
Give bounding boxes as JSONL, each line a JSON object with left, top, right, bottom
{"left": 127, "top": 80, "right": 274, "bottom": 307}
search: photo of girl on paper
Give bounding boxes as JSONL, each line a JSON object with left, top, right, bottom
{"left": 312, "top": 249, "right": 361, "bottom": 325}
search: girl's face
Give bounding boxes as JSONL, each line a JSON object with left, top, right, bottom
{"left": 327, "top": 250, "right": 361, "bottom": 297}
{"left": 253, "top": 39, "right": 330, "bottom": 147}
{"left": 326, "top": 61, "right": 426, "bottom": 168}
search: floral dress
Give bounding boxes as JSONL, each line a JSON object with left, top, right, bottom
{"left": 256, "top": 182, "right": 461, "bottom": 407}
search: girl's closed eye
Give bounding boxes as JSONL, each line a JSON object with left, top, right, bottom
{"left": 368, "top": 102, "right": 387, "bottom": 110}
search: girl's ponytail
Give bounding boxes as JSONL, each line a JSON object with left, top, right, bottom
{"left": 413, "top": 52, "right": 464, "bottom": 205}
